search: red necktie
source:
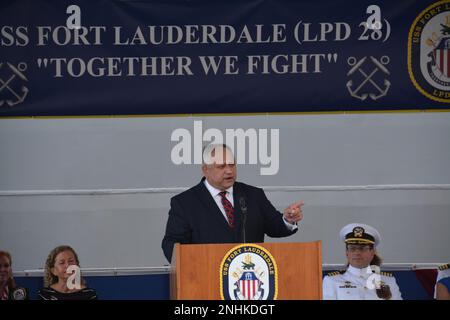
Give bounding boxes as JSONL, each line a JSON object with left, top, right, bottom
{"left": 219, "top": 191, "right": 235, "bottom": 228}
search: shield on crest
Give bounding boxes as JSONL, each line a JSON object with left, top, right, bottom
{"left": 236, "top": 271, "right": 262, "bottom": 300}
{"left": 431, "top": 37, "right": 450, "bottom": 78}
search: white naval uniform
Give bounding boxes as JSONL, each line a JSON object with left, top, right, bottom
{"left": 322, "top": 265, "right": 403, "bottom": 300}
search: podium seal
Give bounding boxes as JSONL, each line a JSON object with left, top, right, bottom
{"left": 220, "top": 244, "right": 278, "bottom": 300}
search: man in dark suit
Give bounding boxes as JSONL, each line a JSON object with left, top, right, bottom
{"left": 162, "top": 144, "right": 304, "bottom": 262}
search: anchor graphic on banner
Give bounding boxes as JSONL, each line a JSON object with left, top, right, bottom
{"left": 0, "top": 62, "right": 29, "bottom": 107}
{"left": 346, "top": 56, "right": 390, "bottom": 101}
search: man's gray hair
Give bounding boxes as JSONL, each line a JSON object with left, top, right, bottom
{"left": 202, "top": 143, "right": 235, "bottom": 165}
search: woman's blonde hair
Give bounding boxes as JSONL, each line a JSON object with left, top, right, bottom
{"left": 43, "top": 245, "right": 80, "bottom": 287}
{"left": 0, "top": 250, "right": 16, "bottom": 289}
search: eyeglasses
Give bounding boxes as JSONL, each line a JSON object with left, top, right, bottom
{"left": 347, "top": 245, "right": 373, "bottom": 252}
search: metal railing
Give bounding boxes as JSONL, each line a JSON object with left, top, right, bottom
{"left": 2, "top": 184, "right": 450, "bottom": 197}
{"left": 13, "top": 262, "right": 447, "bottom": 277}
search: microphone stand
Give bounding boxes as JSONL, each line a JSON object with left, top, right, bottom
{"left": 239, "top": 197, "right": 247, "bottom": 243}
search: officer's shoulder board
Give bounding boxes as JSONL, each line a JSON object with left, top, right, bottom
{"left": 327, "top": 271, "right": 344, "bottom": 277}
{"left": 438, "top": 263, "right": 450, "bottom": 271}
{"left": 380, "top": 271, "right": 393, "bottom": 277}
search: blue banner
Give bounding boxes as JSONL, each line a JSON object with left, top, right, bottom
{"left": 0, "top": 0, "right": 449, "bottom": 116}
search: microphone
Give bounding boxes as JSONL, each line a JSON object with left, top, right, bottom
{"left": 239, "top": 196, "right": 247, "bottom": 243}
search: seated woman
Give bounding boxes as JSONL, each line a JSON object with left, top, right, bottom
{"left": 0, "top": 251, "right": 28, "bottom": 300}
{"left": 322, "top": 223, "right": 402, "bottom": 300}
{"left": 38, "top": 245, "right": 97, "bottom": 300}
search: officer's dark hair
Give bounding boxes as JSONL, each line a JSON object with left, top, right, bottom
{"left": 370, "top": 253, "right": 383, "bottom": 266}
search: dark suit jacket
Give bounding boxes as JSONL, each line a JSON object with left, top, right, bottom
{"left": 161, "top": 178, "right": 297, "bottom": 262}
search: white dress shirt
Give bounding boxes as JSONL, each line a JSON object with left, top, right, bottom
{"left": 204, "top": 178, "right": 234, "bottom": 222}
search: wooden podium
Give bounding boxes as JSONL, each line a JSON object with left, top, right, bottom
{"left": 170, "top": 241, "right": 322, "bottom": 300}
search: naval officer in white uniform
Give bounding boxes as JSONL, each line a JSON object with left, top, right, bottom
{"left": 323, "top": 223, "right": 402, "bottom": 300}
